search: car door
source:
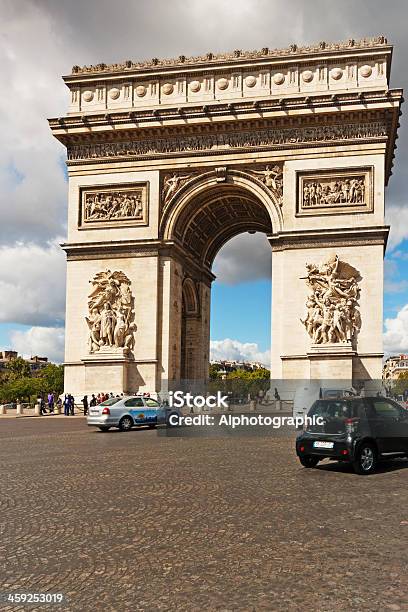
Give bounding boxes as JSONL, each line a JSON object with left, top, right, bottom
{"left": 124, "top": 397, "right": 144, "bottom": 423}
{"left": 143, "top": 398, "right": 162, "bottom": 424}
{"left": 389, "top": 400, "right": 408, "bottom": 452}
{"left": 369, "top": 398, "right": 405, "bottom": 453}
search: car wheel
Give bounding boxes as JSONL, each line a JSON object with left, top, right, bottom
{"left": 98, "top": 426, "right": 111, "bottom": 432}
{"left": 299, "top": 455, "right": 320, "bottom": 468}
{"left": 353, "top": 443, "right": 377, "bottom": 475}
{"left": 119, "top": 416, "right": 133, "bottom": 432}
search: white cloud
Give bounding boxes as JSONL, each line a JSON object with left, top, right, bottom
{"left": 213, "top": 233, "right": 271, "bottom": 285}
{"left": 383, "top": 304, "right": 408, "bottom": 355}
{"left": 9, "top": 326, "right": 65, "bottom": 364}
{"left": 386, "top": 205, "right": 408, "bottom": 251}
{"left": 0, "top": 2, "right": 68, "bottom": 245}
{"left": 210, "top": 338, "right": 270, "bottom": 366}
{"left": 0, "top": 239, "right": 66, "bottom": 326}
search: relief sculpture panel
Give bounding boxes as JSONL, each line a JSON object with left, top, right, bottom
{"left": 297, "top": 168, "right": 372, "bottom": 215}
{"left": 301, "top": 255, "right": 361, "bottom": 345}
{"left": 79, "top": 184, "right": 148, "bottom": 228}
{"left": 86, "top": 270, "right": 136, "bottom": 354}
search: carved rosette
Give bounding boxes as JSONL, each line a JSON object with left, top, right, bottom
{"left": 300, "top": 255, "right": 361, "bottom": 345}
{"left": 85, "top": 270, "right": 136, "bottom": 354}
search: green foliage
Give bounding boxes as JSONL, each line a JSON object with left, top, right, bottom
{"left": 209, "top": 363, "right": 222, "bottom": 380}
{"left": 37, "top": 364, "right": 64, "bottom": 394}
{"left": 0, "top": 360, "right": 64, "bottom": 403}
{"left": 5, "top": 357, "right": 31, "bottom": 381}
{"left": 0, "top": 377, "right": 42, "bottom": 403}
{"left": 392, "top": 371, "right": 408, "bottom": 397}
{"left": 208, "top": 365, "right": 271, "bottom": 399}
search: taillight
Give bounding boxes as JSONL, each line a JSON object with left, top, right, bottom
{"left": 102, "top": 407, "right": 110, "bottom": 415}
{"left": 345, "top": 417, "right": 359, "bottom": 433}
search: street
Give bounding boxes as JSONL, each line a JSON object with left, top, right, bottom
{"left": 0, "top": 417, "right": 407, "bottom": 611}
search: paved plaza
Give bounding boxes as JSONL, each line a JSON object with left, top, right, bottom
{"left": 1, "top": 417, "right": 408, "bottom": 611}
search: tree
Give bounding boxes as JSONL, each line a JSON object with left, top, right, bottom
{"left": 209, "top": 363, "right": 222, "bottom": 380}
{"left": 393, "top": 371, "right": 408, "bottom": 397}
{"left": 0, "top": 377, "right": 42, "bottom": 403}
{"left": 5, "top": 357, "right": 31, "bottom": 381}
{"left": 37, "top": 364, "right": 64, "bottom": 395}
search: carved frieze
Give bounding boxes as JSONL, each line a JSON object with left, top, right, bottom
{"left": 297, "top": 168, "right": 372, "bottom": 215}
{"left": 79, "top": 184, "right": 148, "bottom": 228}
{"left": 68, "top": 121, "right": 387, "bottom": 162}
{"left": 301, "top": 255, "right": 361, "bottom": 344}
{"left": 86, "top": 270, "right": 136, "bottom": 354}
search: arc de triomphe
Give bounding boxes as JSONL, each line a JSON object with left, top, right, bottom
{"left": 49, "top": 36, "right": 402, "bottom": 395}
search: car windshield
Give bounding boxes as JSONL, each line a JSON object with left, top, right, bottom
{"left": 99, "top": 397, "right": 121, "bottom": 406}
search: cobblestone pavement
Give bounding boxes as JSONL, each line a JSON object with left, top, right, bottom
{"left": 0, "top": 418, "right": 408, "bottom": 612}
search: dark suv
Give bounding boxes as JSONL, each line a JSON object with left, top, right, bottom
{"left": 296, "top": 396, "right": 408, "bottom": 475}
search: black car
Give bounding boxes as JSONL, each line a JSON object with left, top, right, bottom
{"left": 296, "top": 396, "right": 408, "bottom": 475}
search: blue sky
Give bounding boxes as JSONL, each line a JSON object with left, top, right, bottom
{"left": 2, "top": 0, "right": 408, "bottom": 364}
{"left": 211, "top": 278, "right": 271, "bottom": 353}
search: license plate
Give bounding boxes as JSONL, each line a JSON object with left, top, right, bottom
{"left": 90, "top": 409, "right": 99, "bottom": 415}
{"left": 313, "top": 441, "right": 334, "bottom": 449}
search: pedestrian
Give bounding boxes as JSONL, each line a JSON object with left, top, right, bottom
{"left": 56, "top": 396, "right": 62, "bottom": 414}
{"left": 69, "top": 394, "right": 75, "bottom": 416}
{"left": 63, "top": 394, "right": 70, "bottom": 416}
{"left": 40, "top": 396, "right": 46, "bottom": 415}
{"left": 97, "top": 393, "right": 102, "bottom": 404}
{"left": 90, "top": 394, "right": 97, "bottom": 407}
{"left": 47, "top": 392, "right": 54, "bottom": 414}
{"left": 82, "top": 395, "right": 89, "bottom": 416}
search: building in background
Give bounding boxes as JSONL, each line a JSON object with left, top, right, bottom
{"left": 0, "top": 351, "right": 49, "bottom": 375}
{"left": 382, "top": 354, "right": 408, "bottom": 381}
{"left": 210, "top": 360, "right": 268, "bottom": 379}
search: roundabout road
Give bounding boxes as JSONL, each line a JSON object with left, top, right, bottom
{"left": 0, "top": 418, "right": 407, "bottom": 611}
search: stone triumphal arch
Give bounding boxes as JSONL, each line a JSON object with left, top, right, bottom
{"left": 50, "top": 36, "right": 402, "bottom": 395}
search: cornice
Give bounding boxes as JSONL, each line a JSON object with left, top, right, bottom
{"left": 49, "top": 90, "right": 401, "bottom": 135}
{"left": 65, "top": 36, "right": 391, "bottom": 79}
{"left": 61, "top": 239, "right": 162, "bottom": 260}
{"left": 268, "top": 225, "right": 389, "bottom": 251}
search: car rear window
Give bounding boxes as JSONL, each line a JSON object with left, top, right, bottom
{"left": 308, "top": 400, "right": 355, "bottom": 419}
{"left": 145, "top": 398, "right": 159, "bottom": 407}
{"left": 99, "top": 397, "right": 120, "bottom": 406}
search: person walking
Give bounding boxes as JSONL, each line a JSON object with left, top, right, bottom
{"left": 40, "top": 396, "right": 46, "bottom": 416}
{"left": 82, "top": 395, "right": 89, "bottom": 416}
{"left": 63, "top": 394, "right": 70, "bottom": 416}
{"left": 47, "top": 392, "right": 54, "bottom": 414}
{"left": 56, "top": 396, "right": 62, "bottom": 414}
{"left": 90, "top": 394, "right": 97, "bottom": 407}
{"left": 69, "top": 394, "right": 75, "bottom": 416}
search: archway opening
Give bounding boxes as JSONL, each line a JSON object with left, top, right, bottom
{"left": 210, "top": 231, "right": 272, "bottom": 372}
{"left": 168, "top": 179, "right": 276, "bottom": 383}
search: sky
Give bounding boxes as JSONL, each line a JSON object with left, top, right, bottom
{"left": 1, "top": 0, "right": 408, "bottom": 366}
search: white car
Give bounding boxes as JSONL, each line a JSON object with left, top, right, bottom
{"left": 87, "top": 395, "right": 180, "bottom": 432}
